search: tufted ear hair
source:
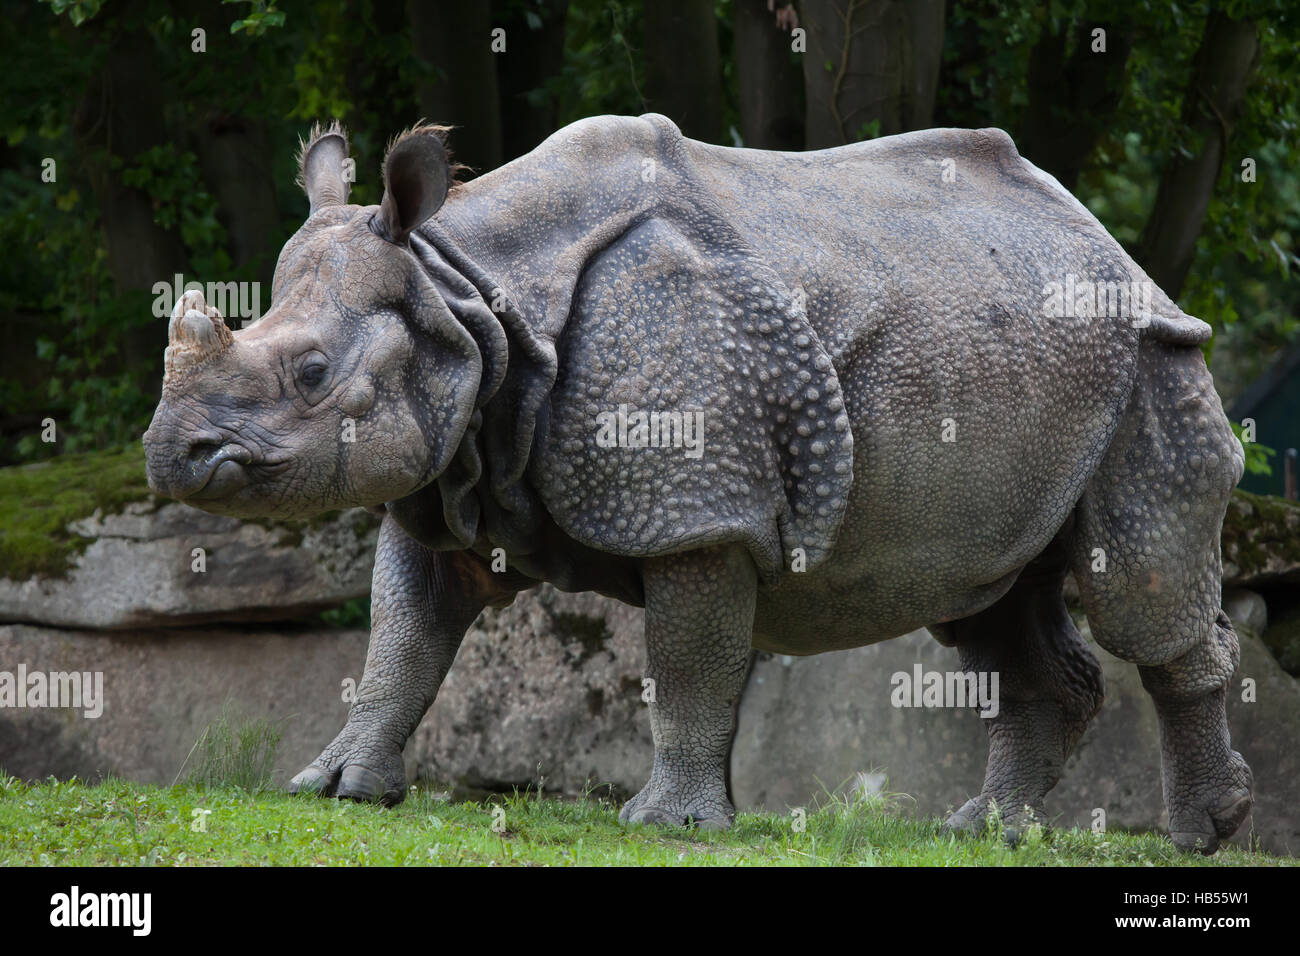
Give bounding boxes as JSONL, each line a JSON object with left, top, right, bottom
{"left": 373, "top": 123, "right": 454, "bottom": 245}
{"left": 296, "top": 120, "right": 351, "bottom": 214}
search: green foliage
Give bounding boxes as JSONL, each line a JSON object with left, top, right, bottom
{"left": 40, "top": 0, "right": 106, "bottom": 26}
{"left": 3, "top": 0, "right": 1297, "bottom": 468}
{"left": 554, "top": 0, "right": 648, "bottom": 125}
{"left": 320, "top": 597, "right": 372, "bottom": 630}
{"left": 855, "top": 118, "right": 881, "bottom": 142}
{"left": 118, "top": 145, "right": 230, "bottom": 275}
{"left": 225, "top": 0, "right": 286, "bottom": 36}
{"left": 1231, "top": 420, "right": 1276, "bottom": 476}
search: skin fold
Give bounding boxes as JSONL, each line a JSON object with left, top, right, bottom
{"left": 143, "top": 115, "right": 1252, "bottom": 853}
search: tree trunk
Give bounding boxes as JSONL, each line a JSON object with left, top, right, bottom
{"left": 195, "top": 115, "right": 280, "bottom": 283}
{"left": 497, "top": 0, "right": 569, "bottom": 162}
{"left": 801, "top": 0, "right": 945, "bottom": 149}
{"left": 345, "top": 0, "right": 414, "bottom": 159}
{"left": 734, "top": 0, "right": 804, "bottom": 149}
{"left": 642, "top": 0, "right": 724, "bottom": 143}
{"left": 72, "top": 22, "right": 187, "bottom": 370}
{"left": 1138, "top": 12, "right": 1259, "bottom": 298}
{"left": 1018, "top": 18, "right": 1135, "bottom": 193}
{"left": 187, "top": 0, "right": 283, "bottom": 286}
{"left": 409, "top": 0, "right": 504, "bottom": 175}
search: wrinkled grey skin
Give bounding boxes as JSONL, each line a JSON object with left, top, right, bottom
{"left": 144, "top": 115, "right": 1253, "bottom": 853}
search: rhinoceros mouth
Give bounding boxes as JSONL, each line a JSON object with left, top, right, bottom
{"left": 182, "top": 444, "right": 254, "bottom": 500}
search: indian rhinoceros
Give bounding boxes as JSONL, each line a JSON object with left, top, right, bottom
{"left": 142, "top": 115, "right": 1253, "bottom": 853}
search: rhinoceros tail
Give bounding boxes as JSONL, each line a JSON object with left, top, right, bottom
{"left": 1142, "top": 309, "right": 1214, "bottom": 346}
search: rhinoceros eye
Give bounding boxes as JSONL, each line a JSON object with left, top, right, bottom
{"left": 300, "top": 363, "right": 326, "bottom": 388}
{"left": 294, "top": 350, "right": 330, "bottom": 400}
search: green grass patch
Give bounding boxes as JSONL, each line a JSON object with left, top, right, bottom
{"left": 0, "top": 775, "right": 1290, "bottom": 866}
{"left": 176, "top": 706, "right": 285, "bottom": 793}
{"left": 0, "top": 443, "right": 154, "bottom": 579}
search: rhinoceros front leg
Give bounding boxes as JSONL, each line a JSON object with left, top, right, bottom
{"left": 620, "top": 545, "right": 756, "bottom": 830}
{"left": 289, "top": 513, "right": 501, "bottom": 806}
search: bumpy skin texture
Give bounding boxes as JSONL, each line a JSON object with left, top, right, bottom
{"left": 285, "top": 514, "right": 507, "bottom": 805}
{"left": 620, "top": 546, "right": 756, "bottom": 828}
{"left": 142, "top": 115, "right": 1251, "bottom": 852}
{"left": 1068, "top": 343, "right": 1252, "bottom": 853}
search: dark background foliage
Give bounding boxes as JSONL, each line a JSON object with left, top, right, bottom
{"left": 1, "top": 0, "right": 1296, "bottom": 484}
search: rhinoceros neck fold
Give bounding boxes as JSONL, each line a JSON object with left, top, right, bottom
{"left": 402, "top": 220, "right": 558, "bottom": 558}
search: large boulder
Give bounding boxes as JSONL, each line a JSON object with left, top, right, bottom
{"left": 410, "top": 586, "right": 652, "bottom": 798}
{"left": 0, "top": 623, "right": 369, "bottom": 786}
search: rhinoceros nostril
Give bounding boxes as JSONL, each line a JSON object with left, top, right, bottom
{"left": 187, "top": 439, "right": 223, "bottom": 465}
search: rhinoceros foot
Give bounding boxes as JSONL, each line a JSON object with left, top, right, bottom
{"left": 1163, "top": 738, "right": 1254, "bottom": 855}
{"left": 618, "top": 775, "right": 735, "bottom": 831}
{"left": 942, "top": 794, "right": 1049, "bottom": 847}
{"left": 287, "top": 729, "right": 407, "bottom": 807}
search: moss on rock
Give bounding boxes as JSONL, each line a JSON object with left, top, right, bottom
{"left": 1221, "top": 490, "right": 1300, "bottom": 585}
{"left": 0, "top": 444, "right": 157, "bottom": 580}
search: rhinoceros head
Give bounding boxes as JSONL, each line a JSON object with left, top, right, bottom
{"left": 144, "top": 122, "right": 479, "bottom": 519}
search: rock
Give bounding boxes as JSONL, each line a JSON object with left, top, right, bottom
{"left": 0, "top": 501, "right": 379, "bottom": 629}
{"left": 732, "top": 631, "right": 987, "bottom": 817}
{"left": 409, "top": 585, "right": 651, "bottom": 798}
{"left": 1260, "top": 607, "right": 1300, "bottom": 678}
{"left": 3, "top": 593, "right": 1296, "bottom": 856}
{"left": 0, "top": 623, "right": 369, "bottom": 786}
{"left": 1222, "top": 490, "right": 1300, "bottom": 590}
{"left": 1223, "top": 588, "right": 1269, "bottom": 636}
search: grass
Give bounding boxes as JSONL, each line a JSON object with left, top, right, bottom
{"left": 175, "top": 706, "right": 285, "bottom": 793}
{"left": 0, "top": 774, "right": 1290, "bottom": 866}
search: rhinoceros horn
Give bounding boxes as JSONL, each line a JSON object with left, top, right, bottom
{"left": 163, "top": 289, "right": 233, "bottom": 387}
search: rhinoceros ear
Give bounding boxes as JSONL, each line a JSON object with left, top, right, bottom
{"left": 297, "top": 120, "right": 351, "bottom": 214}
{"left": 374, "top": 123, "right": 452, "bottom": 245}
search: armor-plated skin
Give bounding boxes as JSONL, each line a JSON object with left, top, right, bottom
{"left": 144, "top": 115, "right": 1252, "bottom": 852}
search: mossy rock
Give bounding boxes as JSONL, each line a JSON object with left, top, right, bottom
{"left": 1221, "top": 490, "right": 1300, "bottom": 587}
{"left": 0, "top": 444, "right": 156, "bottom": 580}
{"left": 0, "top": 445, "right": 382, "bottom": 584}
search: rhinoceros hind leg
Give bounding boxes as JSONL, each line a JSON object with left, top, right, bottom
{"left": 942, "top": 525, "right": 1104, "bottom": 843}
{"left": 620, "top": 546, "right": 757, "bottom": 830}
{"left": 1069, "top": 341, "right": 1253, "bottom": 854}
